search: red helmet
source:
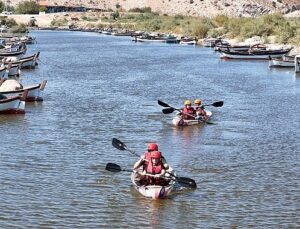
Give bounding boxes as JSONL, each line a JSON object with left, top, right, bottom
{"left": 151, "top": 151, "right": 161, "bottom": 159}
{"left": 148, "top": 143, "right": 158, "bottom": 151}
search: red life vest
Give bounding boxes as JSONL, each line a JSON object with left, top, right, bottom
{"left": 182, "top": 107, "right": 195, "bottom": 120}
{"left": 144, "top": 152, "right": 162, "bottom": 174}
{"left": 141, "top": 152, "right": 164, "bottom": 185}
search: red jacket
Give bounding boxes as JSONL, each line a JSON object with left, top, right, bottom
{"left": 144, "top": 152, "right": 162, "bottom": 174}
{"left": 182, "top": 107, "right": 195, "bottom": 120}
{"left": 143, "top": 152, "right": 163, "bottom": 185}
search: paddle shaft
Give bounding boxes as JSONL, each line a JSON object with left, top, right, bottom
{"left": 106, "top": 163, "right": 171, "bottom": 179}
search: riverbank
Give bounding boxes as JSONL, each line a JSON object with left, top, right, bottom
{"left": 5, "top": 12, "right": 300, "bottom": 54}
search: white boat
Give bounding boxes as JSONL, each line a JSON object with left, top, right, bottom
{"left": 269, "top": 55, "right": 295, "bottom": 68}
{"left": 172, "top": 110, "right": 212, "bottom": 127}
{"left": 220, "top": 47, "right": 292, "bottom": 60}
{"left": 4, "top": 52, "right": 40, "bottom": 69}
{"left": 0, "top": 90, "right": 27, "bottom": 114}
{"left": 202, "top": 37, "right": 223, "bottom": 47}
{"left": 179, "top": 37, "right": 197, "bottom": 45}
{"left": 0, "top": 65, "right": 8, "bottom": 78}
{"left": 134, "top": 34, "right": 179, "bottom": 43}
{"left": 131, "top": 170, "right": 175, "bottom": 199}
{"left": 0, "top": 43, "right": 27, "bottom": 57}
{"left": 2, "top": 62, "right": 21, "bottom": 77}
{"left": 0, "top": 79, "right": 47, "bottom": 102}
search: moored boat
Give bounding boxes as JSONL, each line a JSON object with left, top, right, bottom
{"left": 269, "top": 55, "right": 296, "bottom": 68}
{"left": 180, "top": 37, "right": 197, "bottom": 45}
{"left": 0, "top": 79, "right": 47, "bottom": 102}
{"left": 0, "top": 90, "right": 27, "bottom": 114}
{"left": 134, "top": 33, "right": 179, "bottom": 43}
{"left": 172, "top": 110, "right": 212, "bottom": 127}
{"left": 220, "top": 47, "right": 292, "bottom": 60}
{"left": 4, "top": 52, "right": 40, "bottom": 69}
{"left": 131, "top": 170, "right": 175, "bottom": 199}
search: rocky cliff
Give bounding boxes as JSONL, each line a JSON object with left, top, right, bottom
{"left": 7, "top": 0, "right": 300, "bottom": 17}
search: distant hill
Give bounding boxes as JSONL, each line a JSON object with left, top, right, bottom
{"left": 6, "top": 0, "right": 300, "bottom": 17}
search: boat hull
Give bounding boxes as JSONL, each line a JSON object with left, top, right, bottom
{"left": 269, "top": 59, "right": 294, "bottom": 68}
{"left": 220, "top": 49, "right": 292, "bottom": 60}
{"left": 0, "top": 97, "right": 25, "bottom": 114}
{"left": 131, "top": 172, "right": 175, "bottom": 199}
{"left": 0, "top": 80, "right": 46, "bottom": 102}
{"left": 172, "top": 111, "right": 212, "bottom": 127}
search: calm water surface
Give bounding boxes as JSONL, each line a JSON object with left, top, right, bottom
{"left": 0, "top": 31, "right": 299, "bottom": 228}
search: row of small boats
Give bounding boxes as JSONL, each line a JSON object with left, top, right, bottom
{"left": 204, "top": 37, "right": 300, "bottom": 71}
{"left": 0, "top": 36, "right": 47, "bottom": 114}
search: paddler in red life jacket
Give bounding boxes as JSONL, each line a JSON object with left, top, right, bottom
{"left": 133, "top": 143, "right": 169, "bottom": 186}
{"left": 194, "top": 98, "right": 208, "bottom": 121}
{"left": 182, "top": 99, "right": 195, "bottom": 120}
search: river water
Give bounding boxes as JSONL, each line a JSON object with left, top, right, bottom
{"left": 0, "top": 31, "right": 299, "bottom": 228}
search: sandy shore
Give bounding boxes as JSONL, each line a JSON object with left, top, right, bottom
{"left": 7, "top": 13, "right": 57, "bottom": 27}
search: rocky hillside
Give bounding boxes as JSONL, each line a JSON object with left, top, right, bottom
{"left": 7, "top": 0, "right": 300, "bottom": 17}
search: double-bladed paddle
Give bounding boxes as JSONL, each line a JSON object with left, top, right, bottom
{"left": 112, "top": 137, "right": 140, "bottom": 157}
{"left": 111, "top": 138, "right": 197, "bottom": 188}
{"left": 158, "top": 99, "right": 223, "bottom": 125}
{"left": 105, "top": 163, "right": 196, "bottom": 188}
{"left": 106, "top": 162, "right": 132, "bottom": 173}
{"left": 158, "top": 99, "right": 224, "bottom": 110}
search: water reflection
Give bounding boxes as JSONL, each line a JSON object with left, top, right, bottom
{"left": 0, "top": 115, "right": 25, "bottom": 125}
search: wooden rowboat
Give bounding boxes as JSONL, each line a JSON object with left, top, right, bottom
{"left": 0, "top": 90, "right": 27, "bottom": 114}
{"left": 0, "top": 79, "right": 47, "bottom": 102}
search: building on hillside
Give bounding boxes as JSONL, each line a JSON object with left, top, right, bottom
{"left": 37, "top": 0, "right": 86, "bottom": 13}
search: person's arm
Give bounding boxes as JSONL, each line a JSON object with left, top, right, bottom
{"left": 154, "top": 168, "right": 166, "bottom": 178}
{"left": 133, "top": 155, "right": 145, "bottom": 170}
{"left": 161, "top": 156, "right": 170, "bottom": 171}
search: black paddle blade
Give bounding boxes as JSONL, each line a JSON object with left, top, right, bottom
{"left": 176, "top": 176, "right": 197, "bottom": 189}
{"left": 158, "top": 100, "right": 171, "bottom": 108}
{"left": 105, "top": 163, "right": 122, "bottom": 172}
{"left": 205, "top": 121, "right": 215, "bottom": 125}
{"left": 112, "top": 138, "right": 126, "bottom": 151}
{"left": 162, "top": 107, "right": 175, "bottom": 114}
{"left": 212, "top": 101, "right": 224, "bottom": 107}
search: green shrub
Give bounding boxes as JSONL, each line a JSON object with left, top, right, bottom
{"left": 9, "top": 23, "right": 28, "bottom": 33}
{"left": 225, "top": 18, "right": 245, "bottom": 38}
{"left": 275, "top": 23, "right": 295, "bottom": 44}
{"left": 143, "top": 19, "right": 162, "bottom": 31}
{"left": 111, "top": 10, "right": 120, "bottom": 20}
{"left": 0, "top": 1, "right": 4, "bottom": 12}
{"left": 39, "top": 6, "right": 47, "bottom": 12}
{"left": 208, "top": 27, "right": 227, "bottom": 38}
{"left": 50, "top": 18, "right": 68, "bottom": 26}
{"left": 1, "top": 18, "right": 17, "bottom": 27}
{"left": 191, "top": 23, "right": 210, "bottom": 38}
{"left": 141, "top": 7, "right": 152, "bottom": 13}
{"left": 15, "top": 0, "right": 39, "bottom": 14}
{"left": 213, "top": 14, "right": 229, "bottom": 27}
{"left": 128, "top": 7, "right": 152, "bottom": 13}
{"left": 174, "top": 14, "right": 184, "bottom": 20}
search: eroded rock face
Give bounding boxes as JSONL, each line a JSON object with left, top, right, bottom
{"left": 6, "top": 0, "right": 300, "bottom": 17}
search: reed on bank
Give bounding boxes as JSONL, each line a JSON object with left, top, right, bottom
{"left": 66, "top": 11, "right": 300, "bottom": 46}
